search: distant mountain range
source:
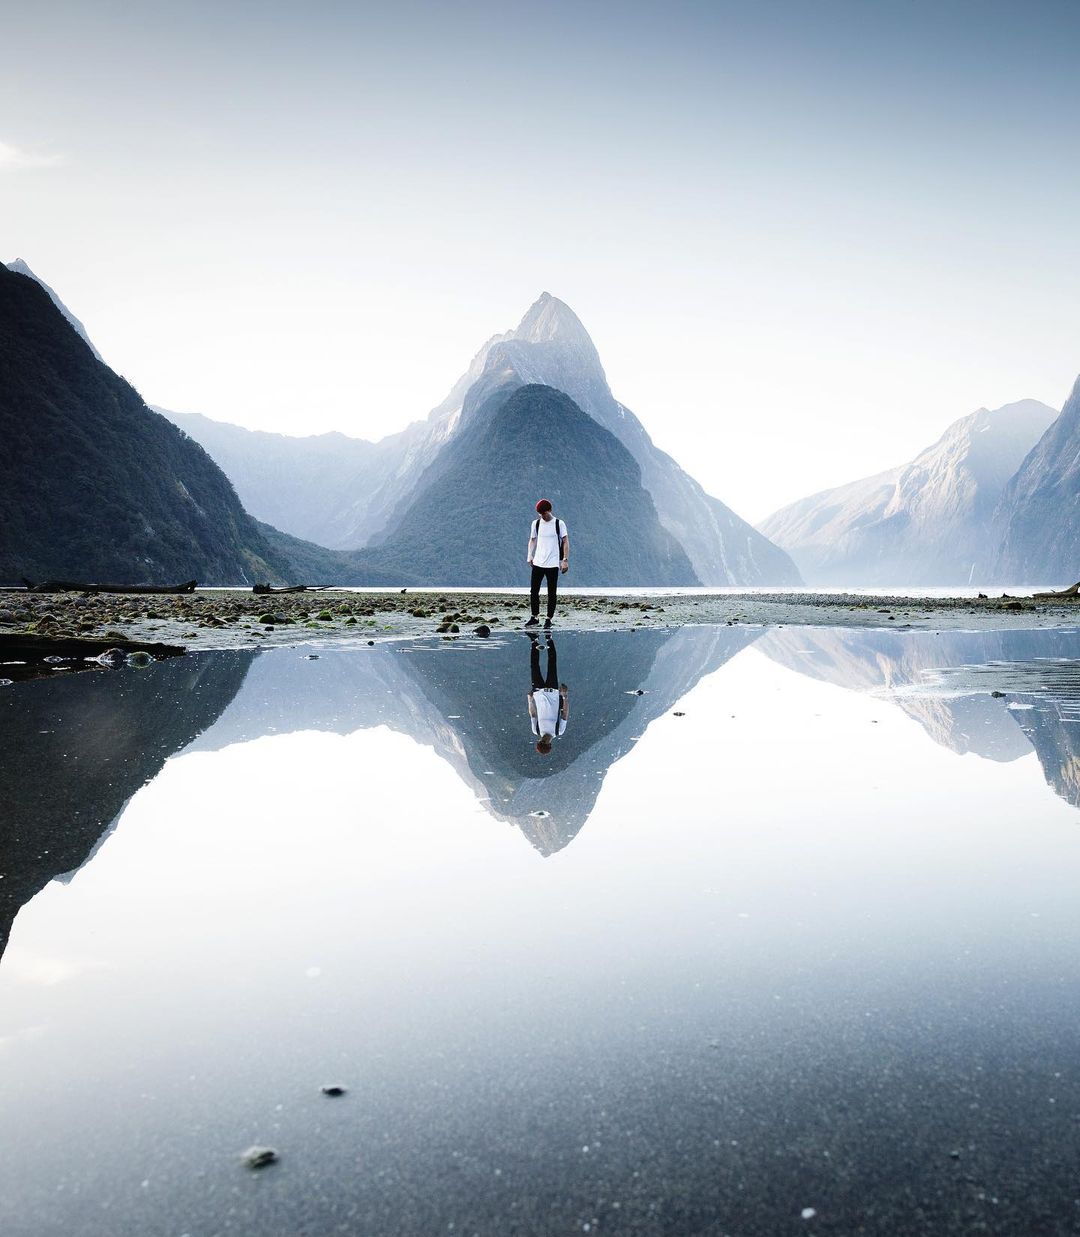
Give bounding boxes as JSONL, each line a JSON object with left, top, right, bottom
{"left": 164, "top": 293, "right": 801, "bottom": 586}
{"left": 9, "top": 254, "right": 1080, "bottom": 586}
{"left": 760, "top": 399, "right": 1060, "bottom": 585}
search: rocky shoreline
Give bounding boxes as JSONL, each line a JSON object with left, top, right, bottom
{"left": 1, "top": 586, "right": 1079, "bottom": 658}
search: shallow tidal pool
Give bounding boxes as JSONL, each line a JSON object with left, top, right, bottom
{"left": 2, "top": 626, "right": 1080, "bottom": 1236}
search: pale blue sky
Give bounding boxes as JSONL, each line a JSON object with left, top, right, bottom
{"left": 2, "top": 0, "right": 1078, "bottom": 519}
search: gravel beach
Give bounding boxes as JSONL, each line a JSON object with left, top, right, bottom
{"left": 2, "top": 586, "right": 1079, "bottom": 654}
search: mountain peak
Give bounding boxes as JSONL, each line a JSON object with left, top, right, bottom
{"left": 4, "top": 257, "right": 102, "bottom": 360}
{"left": 513, "top": 292, "right": 593, "bottom": 348}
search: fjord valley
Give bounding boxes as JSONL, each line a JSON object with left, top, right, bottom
{"left": 6, "top": 1, "right": 1080, "bottom": 1233}
{"left": 7, "top": 254, "right": 1080, "bottom": 600}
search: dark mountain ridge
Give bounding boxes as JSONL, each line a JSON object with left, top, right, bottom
{"left": 994, "top": 376, "right": 1080, "bottom": 583}
{"left": 5, "top": 257, "right": 102, "bottom": 360}
{"left": 0, "top": 263, "right": 377, "bottom": 586}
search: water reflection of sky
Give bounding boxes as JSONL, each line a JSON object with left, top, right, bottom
{"left": 2, "top": 629, "right": 1080, "bottom": 1235}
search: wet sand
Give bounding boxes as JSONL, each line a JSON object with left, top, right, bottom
{"left": 1, "top": 586, "right": 1078, "bottom": 652}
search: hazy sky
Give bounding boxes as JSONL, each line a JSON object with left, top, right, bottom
{"left": 3, "top": 0, "right": 1079, "bottom": 521}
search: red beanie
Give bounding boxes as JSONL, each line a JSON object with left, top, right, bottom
{"left": 535, "top": 498, "right": 552, "bottom": 513}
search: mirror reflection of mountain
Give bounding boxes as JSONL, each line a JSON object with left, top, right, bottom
{"left": 757, "top": 627, "right": 1080, "bottom": 809}
{"left": 0, "top": 651, "right": 254, "bottom": 962}
{"left": 1013, "top": 696, "right": 1080, "bottom": 809}
{"left": 916, "top": 652, "right": 1080, "bottom": 811}
{"left": 12, "top": 622, "right": 1079, "bottom": 955}
{"left": 191, "top": 628, "right": 758, "bottom": 854}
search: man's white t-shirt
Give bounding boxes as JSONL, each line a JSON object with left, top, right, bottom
{"left": 530, "top": 516, "right": 567, "bottom": 569}
{"left": 530, "top": 689, "right": 566, "bottom": 738}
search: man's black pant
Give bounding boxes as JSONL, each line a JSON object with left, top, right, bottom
{"left": 530, "top": 565, "right": 559, "bottom": 619}
{"left": 530, "top": 637, "right": 559, "bottom": 690}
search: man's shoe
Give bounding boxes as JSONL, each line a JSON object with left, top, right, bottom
{"left": 543, "top": 618, "right": 553, "bottom": 629}
{"left": 525, "top": 616, "right": 539, "bottom": 628}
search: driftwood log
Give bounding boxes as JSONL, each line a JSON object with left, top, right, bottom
{"left": 21, "top": 578, "right": 197, "bottom": 595}
{"left": 1032, "top": 581, "right": 1080, "bottom": 601}
{"left": 252, "top": 583, "right": 328, "bottom": 594}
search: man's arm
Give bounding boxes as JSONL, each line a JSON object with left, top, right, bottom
{"left": 560, "top": 533, "right": 569, "bottom": 572}
{"left": 559, "top": 687, "right": 569, "bottom": 722}
{"left": 527, "top": 531, "right": 536, "bottom": 564}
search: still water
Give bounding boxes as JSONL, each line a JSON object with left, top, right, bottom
{"left": 2, "top": 627, "right": 1080, "bottom": 1236}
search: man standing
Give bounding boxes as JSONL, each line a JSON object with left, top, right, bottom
{"left": 525, "top": 498, "right": 569, "bottom": 629}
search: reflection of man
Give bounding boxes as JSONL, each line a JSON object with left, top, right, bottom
{"left": 528, "top": 635, "right": 569, "bottom": 756}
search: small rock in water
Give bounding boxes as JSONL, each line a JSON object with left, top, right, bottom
{"left": 95, "top": 648, "right": 126, "bottom": 667}
{"left": 474, "top": 624, "right": 491, "bottom": 638}
{"left": 367, "top": 640, "right": 375, "bottom": 646}
{"left": 125, "top": 651, "right": 155, "bottom": 667}
{"left": 990, "top": 690, "right": 1006, "bottom": 698}
{"left": 257, "top": 613, "right": 275, "bottom": 625}
{"left": 304, "top": 654, "right": 320, "bottom": 660}
{"left": 800, "top": 1207, "right": 817, "bottom": 1220}
{"left": 320, "top": 1084, "right": 347, "bottom": 1097}
{"left": 242, "top": 1145, "right": 279, "bottom": 1169}
{"left": 44, "top": 655, "right": 67, "bottom": 663}
{"left": 0, "top": 678, "right": 12, "bottom": 687}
